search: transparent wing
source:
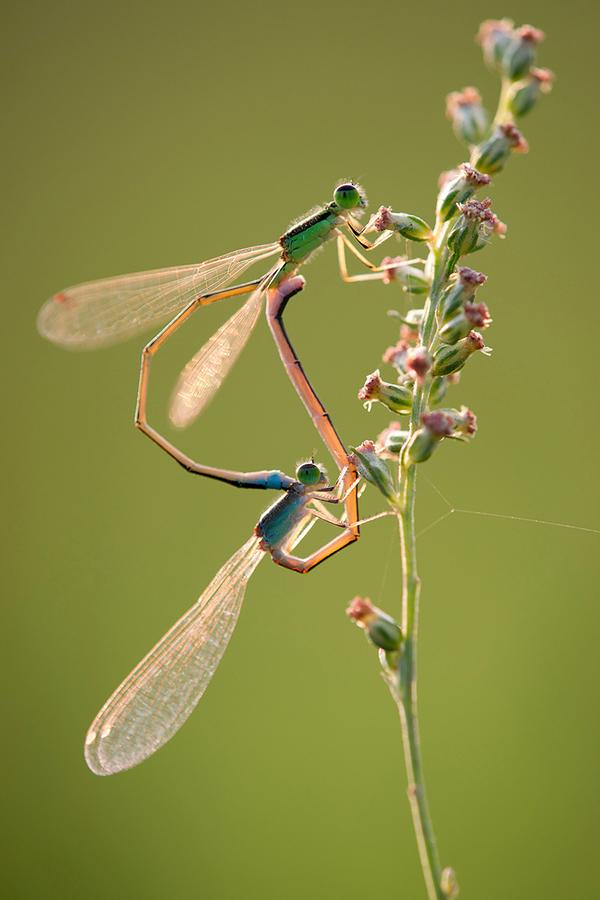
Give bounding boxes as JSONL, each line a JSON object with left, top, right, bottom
{"left": 84, "top": 535, "right": 265, "bottom": 776}
{"left": 38, "top": 243, "right": 281, "bottom": 349}
{"left": 169, "top": 276, "right": 270, "bottom": 429}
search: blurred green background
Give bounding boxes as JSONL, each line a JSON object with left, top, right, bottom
{"left": 3, "top": 1, "right": 599, "bottom": 898}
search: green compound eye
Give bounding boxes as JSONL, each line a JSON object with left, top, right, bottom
{"left": 296, "top": 462, "right": 323, "bottom": 486}
{"left": 333, "top": 182, "right": 364, "bottom": 209}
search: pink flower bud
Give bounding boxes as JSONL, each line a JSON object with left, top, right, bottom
{"left": 502, "top": 24, "right": 545, "bottom": 80}
{"left": 459, "top": 267, "right": 488, "bottom": 287}
{"left": 376, "top": 422, "right": 409, "bottom": 457}
{"left": 508, "top": 68, "right": 554, "bottom": 117}
{"left": 421, "top": 410, "right": 455, "bottom": 437}
{"left": 358, "top": 370, "right": 413, "bottom": 414}
{"left": 372, "top": 206, "right": 394, "bottom": 232}
{"left": 381, "top": 255, "right": 406, "bottom": 285}
{"left": 517, "top": 25, "right": 545, "bottom": 44}
{"left": 346, "top": 596, "right": 376, "bottom": 624}
{"left": 346, "top": 597, "right": 403, "bottom": 653}
{"left": 464, "top": 301, "right": 492, "bottom": 327}
{"left": 499, "top": 122, "right": 529, "bottom": 153}
{"left": 349, "top": 440, "right": 398, "bottom": 502}
{"left": 436, "top": 164, "right": 492, "bottom": 221}
{"left": 448, "top": 198, "right": 501, "bottom": 255}
{"left": 446, "top": 87, "right": 489, "bottom": 145}
{"left": 466, "top": 330, "right": 486, "bottom": 351}
{"left": 406, "top": 345, "right": 432, "bottom": 383}
{"left": 454, "top": 406, "right": 478, "bottom": 436}
{"left": 383, "top": 340, "right": 410, "bottom": 371}
{"left": 477, "top": 19, "right": 515, "bottom": 69}
{"left": 432, "top": 331, "right": 492, "bottom": 376}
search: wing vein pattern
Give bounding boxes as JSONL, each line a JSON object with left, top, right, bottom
{"left": 84, "top": 534, "right": 264, "bottom": 775}
{"left": 38, "top": 244, "right": 280, "bottom": 348}
{"left": 169, "top": 280, "right": 266, "bottom": 428}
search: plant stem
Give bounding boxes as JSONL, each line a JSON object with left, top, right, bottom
{"left": 397, "top": 469, "right": 444, "bottom": 900}
{"left": 386, "top": 58, "right": 523, "bottom": 898}
{"left": 391, "top": 242, "right": 449, "bottom": 900}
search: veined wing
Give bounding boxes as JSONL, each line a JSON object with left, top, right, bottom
{"left": 84, "top": 535, "right": 265, "bottom": 776}
{"left": 169, "top": 273, "right": 274, "bottom": 429}
{"left": 38, "top": 243, "right": 281, "bottom": 349}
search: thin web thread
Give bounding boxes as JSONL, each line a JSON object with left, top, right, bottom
{"left": 417, "top": 474, "right": 600, "bottom": 539}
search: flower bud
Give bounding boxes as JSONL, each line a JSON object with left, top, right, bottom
{"left": 447, "top": 199, "right": 504, "bottom": 256}
{"left": 432, "top": 330, "right": 492, "bottom": 376}
{"left": 346, "top": 596, "right": 403, "bottom": 653}
{"left": 382, "top": 341, "right": 411, "bottom": 374}
{"left": 502, "top": 25, "right": 545, "bottom": 80}
{"left": 431, "top": 406, "right": 478, "bottom": 439}
{"left": 440, "top": 267, "right": 487, "bottom": 321}
{"left": 358, "top": 369, "right": 412, "bottom": 414}
{"left": 429, "top": 376, "right": 448, "bottom": 406}
{"left": 400, "top": 323, "right": 420, "bottom": 344}
{"left": 381, "top": 257, "right": 431, "bottom": 295}
{"left": 348, "top": 440, "right": 398, "bottom": 503}
{"left": 405, "top": 411, "right": 454, "bottom": 465}
{"left": 406, "top": 345, "right": 432, "bottom": 383}
{"left": 376, "top": 421, "right": 409, "bottom": 457}
{"left": 472, "top": 123, "right": 529, "bottom": 174}
{"left": 439, "top": 301, "right": 492, "bottom": 344}
{"left": 508, "top": 67, "right": 554, "bottom": 117}
{"left": 402, "top": 308, "right": 425, "bottom": 334}
{"left": 477, "top": 19, "right": 515, "bottom": 69}
{"left": 445, "top": 87, "right": 489, "bottom": 145}
{"left": 387, "top": 308, "right": 425, "bottom": 343}
{"left": 441, "top": 866, "right": 460, "bottom": 899}
{"left": 373, "top": 207, "right": 432, "bottom": 243}
{"left": 453, "top": 405, "right": 478, "bottom": 437}
{"left": 436, "top": 163, "right": 491, "bottom": 222}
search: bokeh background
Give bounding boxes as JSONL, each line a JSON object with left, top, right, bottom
{"left": 3, "top": 1, "right": 599, "bottom": 898}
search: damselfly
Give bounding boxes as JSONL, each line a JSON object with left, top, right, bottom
{"left": 84, "top": 457, "right": 391, "bottom": 776}
{"left": 37, "top": 182, "right": 393, "bottom": 432}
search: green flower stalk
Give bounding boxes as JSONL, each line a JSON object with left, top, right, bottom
{"left": 347, "top": 19, "right": 552, "bottom": 900}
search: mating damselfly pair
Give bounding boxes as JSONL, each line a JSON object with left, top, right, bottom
{"left": 39, "top": 183, "right": 408, "bottom": 774}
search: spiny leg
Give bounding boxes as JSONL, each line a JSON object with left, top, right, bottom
{"left": 337, "top": 232, "right": 396, "bottom": 283}
{"left": 135, "top": 279, "right": 291, "bottom": 490}
{"left": 310, "top": 502, "right": 394, "bottom": 529}
{"left": 345, "top": 216, "right": 393, "bottom": 250}
{"left": 336, "top": 232, "right": 424, "bottom": 284}
{"left": 265, "top": 277, "right": 359, "bottom": 542}
{"left": 270, "top": 530, "right": 358, "bottom": 573}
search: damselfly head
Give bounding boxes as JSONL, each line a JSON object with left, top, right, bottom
{"left": 296, "top": 460, "right": 327, "bottom": 487}
{"left": 333, "top": 181, "right": 367, "bottom": 211}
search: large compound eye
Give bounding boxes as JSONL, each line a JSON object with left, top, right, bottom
{"left": 333, "top": 182, "right": 364, "bottom": 209}
{"left": 296, "top": 462, "right": 322, "bottom": 486}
